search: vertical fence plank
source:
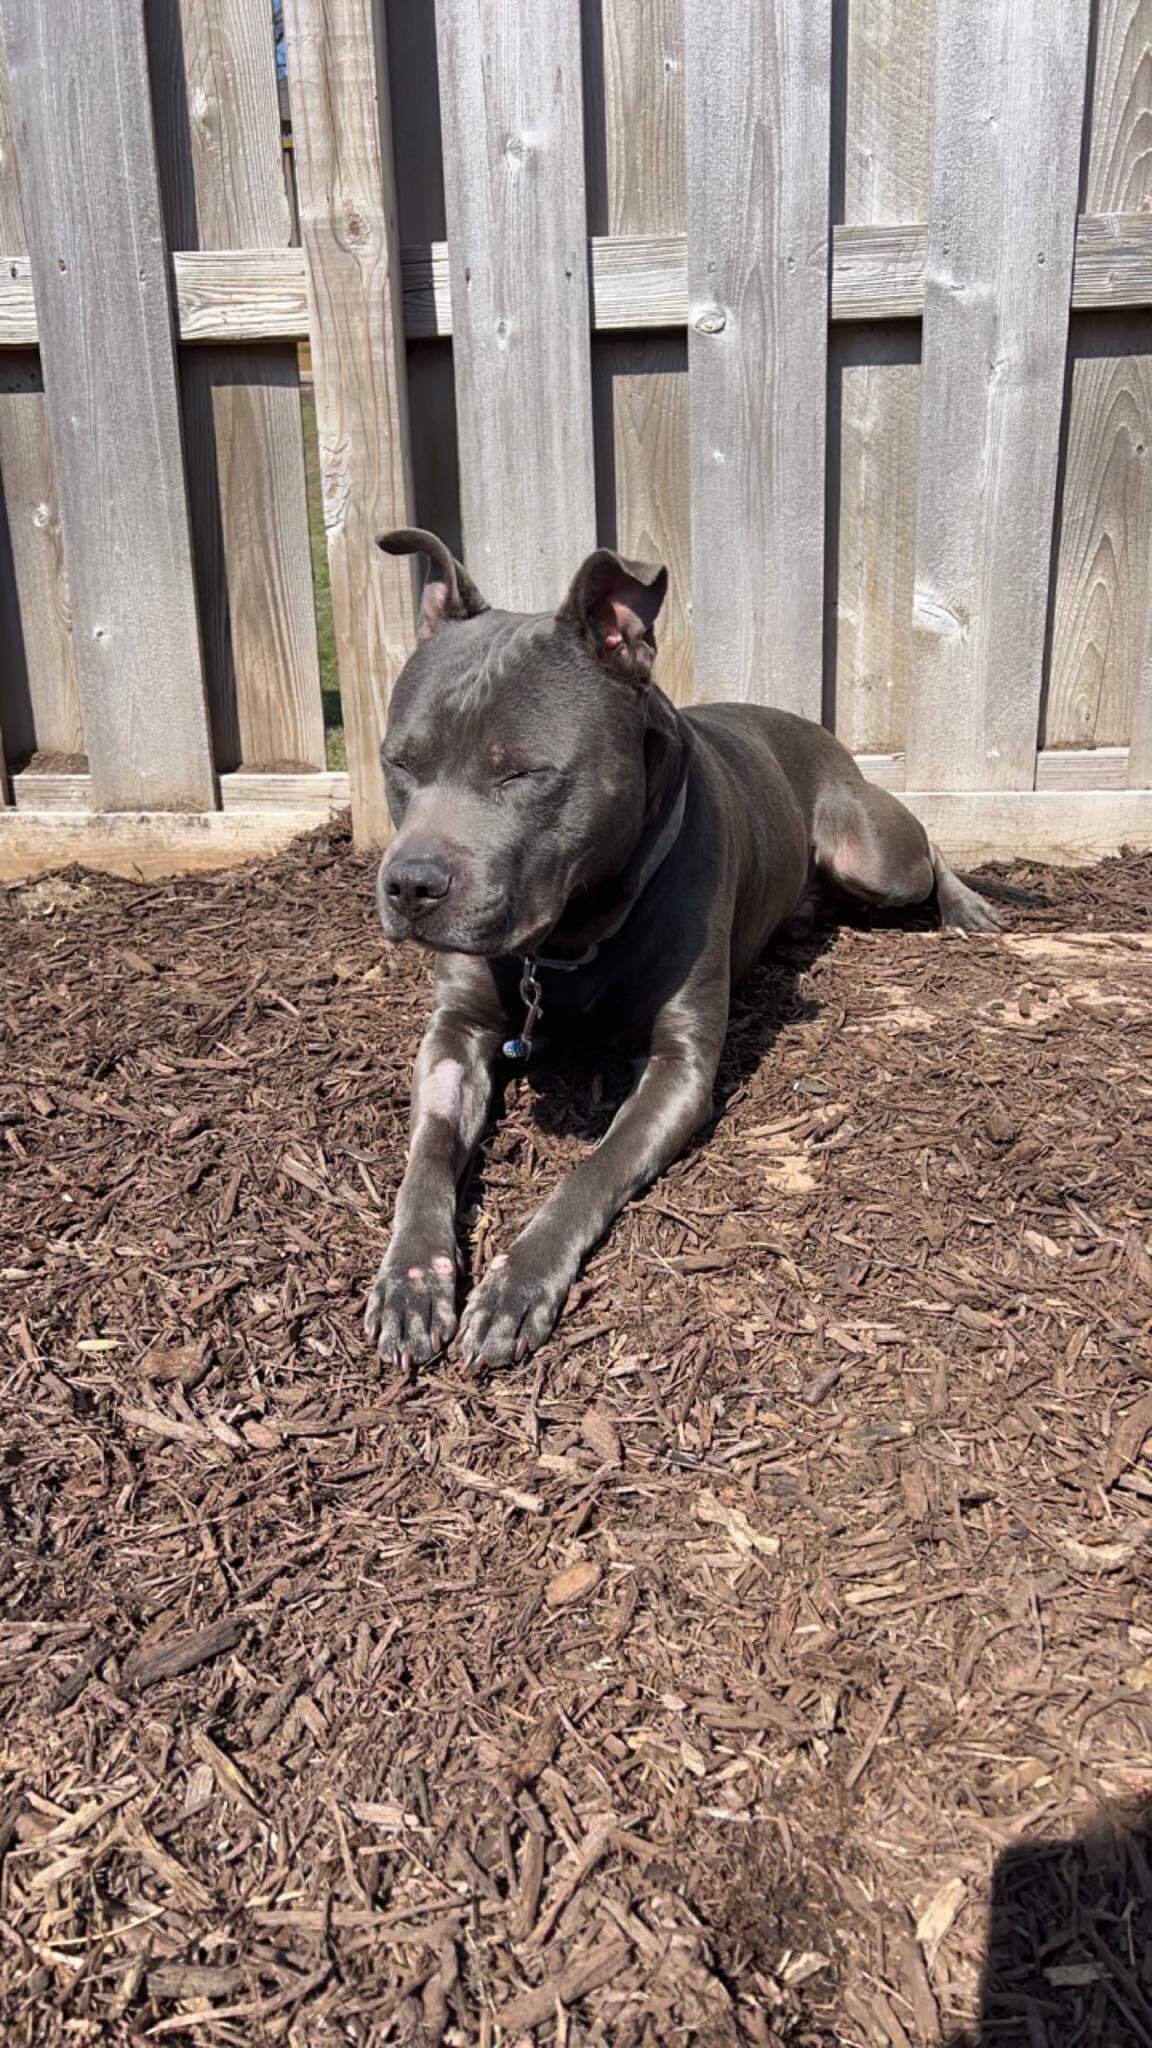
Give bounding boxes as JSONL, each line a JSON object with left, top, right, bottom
{"left": 585, "top": 0, "right": 686, "bottom": 238}
{"left": 585, "top": 0, "right": 692, "bottom": 703}
{"left": 683, "top": 0, "right": 832, "bottom": 712}
{"left": 436, "top": 0, "right": 596, "bottom": 610}
{"left": 1047, "top": 323, "right": 1152, "bottom": 753}
{"left": 905, "top": 0, "right": 1091, "bottom": 792}
{"left": 828, "top": 0, "right": 935, "bottom": 755}
{"left": 1132, "top": 625, "right": 1152, "bottom": 786}
{"left": 4, "top": 0, "right": 214, "bottom": 812}
{"left": 0, "top": 16, "right": 81, "bottom": 780}
{"left": 148, "top": 0, "right": 326, "bottom": 774}
{"left": 1046, "top": 0, "right": 1152, "bottom": 763}
{"left": 384, "top": 0, "right": 462, "bottom": 557}
{"left": 282, "top": 0, "right": 415, "bottom": 848}
{"left": 593, "top": 338, "right": 692, "bottom": 703}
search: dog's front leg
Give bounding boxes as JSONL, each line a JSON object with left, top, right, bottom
{"left": 366, "top": 1009, "right": 501, "bottom": 1365}
{"left": 458, "top": 1042, "right": 717, "bottom": 1369}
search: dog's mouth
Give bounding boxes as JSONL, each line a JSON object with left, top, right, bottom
{"left": 380, "top": 902, "right": 564, "bottom": 962}
{"left": 378, "top": 903, "right": 516, "bottom": 957}
{"left": 407, "top": 930, "right": 510, "bottom": 958}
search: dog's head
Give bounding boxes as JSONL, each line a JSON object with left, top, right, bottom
{"left": 373, "top": 528, "right": 676, "bottom": 957}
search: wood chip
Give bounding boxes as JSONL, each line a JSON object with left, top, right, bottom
{"left": 916, "top": 1877, "right": 967, "bottom": 1963}
{"left": 117, "top": 1807, "right": 213, "bottom": 1911}
{"left": 248, "top": 1673, "right": 305, "bottom": 1747}
{"left": 545, "top": 1560, "right": 602, "bottom": 1607}
{"left": 497, "top": 1938, "right": 633, "bottom": 2033}
{"left": 895, "top": 1929, "right": 940, "bottom": 2042}
{"left": 1103, "top": 1391, "right": 1152, "bottom": 1489}
{"left": 580, "top": 1405, "right": 623, "bottom": 1466}
{"left": 189, "top": 1727, "right": 264, "bottom": 1818}
{"left": 695, "top": 1490, "right": 781, "bottom": 1557}
{"left": 39, "top": 1782, "right": 137, "bottom": 1847}
{"left": 525, "top": 1818, "right": 615, "bottom": 1948}
{"left": 1059, "top": 1528, "right": 1146, "bottom": 1573}
{"left": 123, "top": 1618, "right": 244, "bottom": 1690}
{"left": 440, "top": 1460, "right": 543, "bottom": 1513}
{"left": 147, "top": 1963, "right": 245, "bottom": 2001}
{"left": 844, "top": 1681, "right": 905, "bottom": 1793}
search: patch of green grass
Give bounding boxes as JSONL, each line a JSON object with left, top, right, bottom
{"left": 300, "top": 387, "right": 345, "bottom": 771}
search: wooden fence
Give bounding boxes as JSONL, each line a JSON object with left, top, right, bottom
{"left": 2, "top": 0, "right": 1152, "bottom": 879}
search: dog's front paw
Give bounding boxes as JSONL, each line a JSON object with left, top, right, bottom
{"left": 457, "top": 1248, "right": 571, "bottom": 1370}
{"left": 365, "top": 1248, "right": 458, "bottom": 1366}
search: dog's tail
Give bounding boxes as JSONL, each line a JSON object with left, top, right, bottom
{"left": 955, "top": 871, "right": 1048, "bottom": 908}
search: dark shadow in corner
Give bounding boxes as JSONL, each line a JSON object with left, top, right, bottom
{"left": 947, "top": 1801, "right": 1152, "bottom": 2048}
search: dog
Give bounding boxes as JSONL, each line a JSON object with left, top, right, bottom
{"left": 365, "top": 527, "right": 1005, "bottom": 1371}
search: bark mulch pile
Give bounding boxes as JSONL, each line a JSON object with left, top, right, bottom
{"left": 1, "top": 824, "right": 1150, "bottom": 2047}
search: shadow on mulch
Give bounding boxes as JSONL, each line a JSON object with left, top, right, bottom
{"left": 951, "top": 1800, "right": 1152, "bottom": 2047}
{"left": 470, "top": 932, "right": 827, "bottom": 1234}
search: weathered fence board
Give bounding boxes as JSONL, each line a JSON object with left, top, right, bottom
{"left": 149, "top": 0, "right": 325, "bottom": 775}
{"left": 584, "top": 0, "right": 686, "bottom": 242}
{"left": 828, "top": 0, "right": 934, "bottom": 755}
{"left": 0, "top": 807, "right": 340, "bottom": 882}
{"left": 1131, "top": 654, "right": 1152, "bottom": 787}
{"left": 4, "top": 0, "right": 214, "bottom": 812}
{"left": 906, "top": 0, "right": 1091, "bottom": 792}
{"left": 684, "top": 0, "right": 832, "bottom": 711}
{"left": 1047, "top": 321, "right": 1152, "bottom": 752}
{"left": 385, "top": 0, "right": 462, "bottom": 558}
{"left": 593, "top": 337, "right": 692, "bottom": 703}
{"left": 436, "top": 0, "right": 596, "bottom": 610}
{"left": 0, "top": 18, "right": 80, "bottom": 778}
{"left": 7, "top": 225, "right": 1152, "bottom": 355}
{"left": 282, "top": 0, "right": 415, "bottom": 846}
{"left": 585, "top": 0, "right": 692, "bottom": 704}
{"left": 1046, "top": 0, "right": 1152, "bottom": 760}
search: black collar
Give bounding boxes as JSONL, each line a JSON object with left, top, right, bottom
{"left": 499, "top": 765, "right": 689, "bottom": 1060}
{"left": 531, "top": 762, "right": 690, "bottom": 972}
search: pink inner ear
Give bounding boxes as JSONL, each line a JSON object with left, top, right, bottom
{"left": 593, "top": 593, "right": 641, "bottom": 650}
{"left": 417, "top": 575, "right": 451, "bottom": 640}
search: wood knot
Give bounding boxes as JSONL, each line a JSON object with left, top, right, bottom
{"left": 693, "top": 304, "right": 727, "bottom": 335}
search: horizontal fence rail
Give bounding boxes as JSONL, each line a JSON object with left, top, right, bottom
{"left": 0, "top": 0, "right": 1150, "bottom": 880}
{"left": 6, "top": 218, "right": 1152, "bottom": 351}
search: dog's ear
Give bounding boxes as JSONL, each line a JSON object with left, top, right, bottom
{"left": 377, "top": 528, "right": 490, "bottom": 641}
{"left": 558, "top": 549, "right": 668, "bottom": 682}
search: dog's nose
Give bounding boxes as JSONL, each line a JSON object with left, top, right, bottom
{"left": 382, "top": 855, "right": 453, "bottom": 918}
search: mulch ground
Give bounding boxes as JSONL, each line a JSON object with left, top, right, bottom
{"left": 1, "top": 824, "right": 1151, "bottom": 2048}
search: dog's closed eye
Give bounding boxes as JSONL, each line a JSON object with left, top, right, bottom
{"left": 497, "top": 767, "right": 554, "bottom": 790}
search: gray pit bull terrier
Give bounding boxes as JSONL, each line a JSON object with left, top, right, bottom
{"left": 365, "top": 528, "right": 1004, "bottom": 1371}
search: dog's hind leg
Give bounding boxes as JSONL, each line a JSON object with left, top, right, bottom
{"left": 813, "top": 778, "right": 1002, "bottom": 931}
